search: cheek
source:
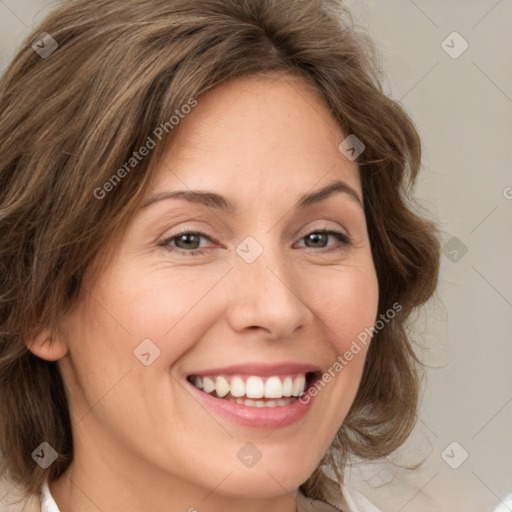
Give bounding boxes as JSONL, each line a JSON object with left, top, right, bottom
{"left": 85, "top": 265, "right": 232, "bottom": 361}
{"left": 307, "top": 263, "right": 379, "bottom": 356}
{"left": 65, "top": 246, "right": 378, "bottom": 381}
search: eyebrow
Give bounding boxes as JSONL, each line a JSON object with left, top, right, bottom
{"left": 142, "top": 179, "right": 363, "bottom": 212}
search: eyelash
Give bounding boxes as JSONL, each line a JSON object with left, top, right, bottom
{"left": 158, "top": 228, "right": 353, "bottom": 256}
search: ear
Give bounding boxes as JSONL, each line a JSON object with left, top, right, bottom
{"left": 26, "top": 328, "right": 69, "bottom": 361}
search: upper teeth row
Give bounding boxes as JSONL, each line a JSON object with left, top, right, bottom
{"left": 190, "top": 375, "right": 307, "bottom": 399}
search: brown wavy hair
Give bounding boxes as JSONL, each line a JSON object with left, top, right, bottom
{"left": 0, "top": 0, "right": 440, "bottom": 506}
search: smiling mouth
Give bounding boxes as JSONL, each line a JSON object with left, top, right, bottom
{"left": 186, "top": 372, "right": 320, "bottom": 408}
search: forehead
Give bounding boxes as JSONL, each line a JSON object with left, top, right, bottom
{"left": 147, "top": 74, "right": 361, "bottom": 208}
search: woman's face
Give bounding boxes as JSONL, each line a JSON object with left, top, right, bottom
{"left": 51, "top": 75, "right": 379, "bottom": 504}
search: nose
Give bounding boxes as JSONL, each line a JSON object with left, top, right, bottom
{"left": 225, "top": 245, "right": 314, "bottom": 341}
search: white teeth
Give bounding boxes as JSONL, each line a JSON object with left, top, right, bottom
{"left": 215, "top": 376, "right": 230, "bottom": 398}
{"left": 202, "top": 376, "right": 215, "bottom": 394}
{"left": 282, "top": 377, "right": 293, "bottom": 397}
{"left": 264, "top": 377, "right": 283, "bottom": 399}
{"left": 245, "top": 376, "right": 264, "bottom": 398}
{"left": 234, "top": 396, "right": 295, "bottom": 407}
{"left": 230, "top": 376, "right": 245, "bottom": 397}
{"left": 189, "top": 373, "right": 309, "bottom": 402}
{"left": 292, "top": 375, "right": 306, "bottom": 397}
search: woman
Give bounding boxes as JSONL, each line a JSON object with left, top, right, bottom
{"left": 0, "top": 0, "right": 440, "bottom": 511}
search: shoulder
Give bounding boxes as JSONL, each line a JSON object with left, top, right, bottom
{"left": 297, "top": 487, "right": 382, "bottom": 512}
{"left": 342, "top": 485, "right": 382, "bottom": 512}
{"left": 297, "top": 490, "right": 341, "bottom": 512}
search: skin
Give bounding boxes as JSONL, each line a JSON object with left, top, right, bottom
{"left": 29, "top": 74, "right": 379, "bottom": 512}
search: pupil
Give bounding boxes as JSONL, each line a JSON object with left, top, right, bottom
{"left": 178, "top": 234, "right": 199, "bottom": 249}
{"left": 307, "top": 233, "right": 326, "bottom": 248}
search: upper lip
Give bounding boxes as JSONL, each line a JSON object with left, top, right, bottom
{"left": 186, "top": 362, "right": 322, "bottom": 377}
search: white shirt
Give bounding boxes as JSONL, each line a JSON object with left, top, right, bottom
{"left": 40, "top": 481, "right": 60, "bottom": 512}
{"left": 343, "top": 486, "right": 381, "bottom": 512}
{"left": 41, "top": 480, "right": 381, "bottom": 512}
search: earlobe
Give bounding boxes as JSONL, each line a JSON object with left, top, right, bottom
{"left": 26, "top": 329, "right": 69, "bottom": 361}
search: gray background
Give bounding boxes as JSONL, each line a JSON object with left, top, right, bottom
{"left": 1, "top": 1, "right": 511, "bottom": 511}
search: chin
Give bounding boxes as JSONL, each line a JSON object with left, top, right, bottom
{"left": 209, "top": 450, "right": 320, "bottom": 499}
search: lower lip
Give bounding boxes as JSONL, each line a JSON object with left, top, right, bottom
{"left": 187, "top": 382, "right": 314, "bottom": 429}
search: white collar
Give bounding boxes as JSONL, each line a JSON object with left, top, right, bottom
{"left": 40, "top": 480, "right": 60, "bottom": 512}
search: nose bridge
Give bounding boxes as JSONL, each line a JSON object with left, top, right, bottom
{"left": 226, "top": 235, "right": 312, "bottom": 338}
{"left": 236, "top": 234, "right": 292, "bottom": 294}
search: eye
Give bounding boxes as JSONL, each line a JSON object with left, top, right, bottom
{"left": 295, "top": 229, "right": 353, "bottom": 251}
{"left": 159, "top": 230, "right": 214, "bottom": 255}
{"left": 159, "top": 228, "right": 353, "bottom": 256}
